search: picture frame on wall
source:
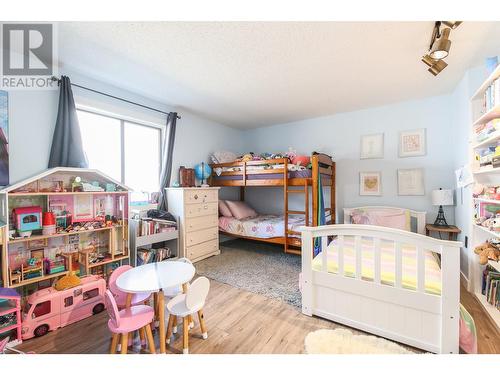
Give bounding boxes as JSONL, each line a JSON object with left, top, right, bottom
{"left": 399, "top": 128, "right": 426, "bottom": 157}
{"left": 359, "top": 172, "right": 382, "bottom": 196}
{"left": 397, "top": 168, "right": 425, "bottom": 196}
{"left": 360, "top": 133, "right": 384, "bottom": 159}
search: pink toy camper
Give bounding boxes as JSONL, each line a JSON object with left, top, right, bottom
{"left": 21, "top": 275, "right": 106, "bottom": 340}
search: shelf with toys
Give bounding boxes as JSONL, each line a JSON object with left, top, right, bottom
{"left": 0, "top": 168, "right": 131, "bottom": 289}
{"left": 470, "top": 62, "right": 500, "bottom": 329}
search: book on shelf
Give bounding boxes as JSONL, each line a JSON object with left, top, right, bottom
{"left": 482, "top": 266, "right": 500, "bottom": 311}
{"left": 482, "top": 77, "right": 500, "bottom": 113}
{"left": 137, "top": 218, "right": 177, "bottom": 237}
{"left": 136, "top": 247, "right": 172, "bottom": 266}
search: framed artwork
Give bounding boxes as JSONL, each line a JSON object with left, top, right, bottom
{"left": 27, "top": 238, "right": 48, "bottom": 249}
{"left": 30, "top": 249, "right": 44, "bottom": 260}
{"left": 73, "top": 194, "right": 94, "bottom": 221}
{"left": 399, "top": 128, "right": 426, "bottom": 157}
{"left": 360, "top": 133, "right": 384, "bottom": 159}
{"left": 359, "top": 172, "right": 382, "bottom": 196}
{"left": 398, "top": 168, "right": 425, "bottom": 196}
{"left": 0, "top": 90, "right": 9, "bottom": 186}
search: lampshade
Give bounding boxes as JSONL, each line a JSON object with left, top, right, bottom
{"left": 429, "top": 28, "right": 451, "bottom": 60}
{"left": 432, "top": 189, "right": 454, "bottom": 206}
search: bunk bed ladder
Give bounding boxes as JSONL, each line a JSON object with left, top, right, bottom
{"left": 284, "top": 159, "right": 308, "bottom": 255}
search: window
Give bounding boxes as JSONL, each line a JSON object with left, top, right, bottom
{"left": 77, "top": 110, "right": 161, "bottom": 193}
{"left": 33, "top": 301, "right": 51, "bottom": 318}
{"left": 83, "top": 288, "right": 99, "bottom": 301}
{"left": 64, "top": 296, "right": 73, "bottom": 308}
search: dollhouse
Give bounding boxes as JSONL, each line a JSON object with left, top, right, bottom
{"left": 0, "top": 168, "right": 130, "bottom": 289}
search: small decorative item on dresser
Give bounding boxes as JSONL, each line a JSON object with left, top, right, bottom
{"left": 179, "top": 166, "right": 195, "bottom": 187}
{"left": 194, "top": 162, "right": 212, "bottom": 187}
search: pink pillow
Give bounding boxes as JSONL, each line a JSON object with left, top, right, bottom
{"left": 218, "top": 200, "right": 233, "bottom": 217}
{"left": 225, "top": 200, "right": 258, "bottom": 220}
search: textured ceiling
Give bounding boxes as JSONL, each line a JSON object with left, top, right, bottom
{"left": 58, "top": 22, "right": 500, "bottom": 128}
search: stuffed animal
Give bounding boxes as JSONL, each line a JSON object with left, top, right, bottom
{"left": 474, "top": 242, "right": 500, "bottom": 265}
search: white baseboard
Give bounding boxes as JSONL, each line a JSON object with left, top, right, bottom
{"left": 460, "top": 271, "right": 470, "bottom": 291}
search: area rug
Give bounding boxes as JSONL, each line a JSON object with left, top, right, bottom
{"left": 304, "top": 328, "right": 412, "bottom": 354}
{"left": 195, "top": 239, "right": 302, "bottom": 307}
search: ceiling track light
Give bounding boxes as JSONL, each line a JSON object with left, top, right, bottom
{"left": 422, "top": 21, "right": 461, "bottom": 76}
{"left": 422, "top": 54, "right": 448, "bottom": 76}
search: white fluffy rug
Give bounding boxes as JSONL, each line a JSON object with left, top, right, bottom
{"left": 305, "top": 328, "right": 412, "bottom": 354}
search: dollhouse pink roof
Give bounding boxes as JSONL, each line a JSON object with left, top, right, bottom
{"left": 0, "top": 167, "right": 130, "bottom": 193}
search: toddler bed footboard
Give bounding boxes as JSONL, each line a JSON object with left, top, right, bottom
{"left": 300, "top": 224, "right": 462, "bottom": 353}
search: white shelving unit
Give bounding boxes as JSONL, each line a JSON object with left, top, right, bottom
{"left": 469, "top": 63, "right": 500, "bottom": 330}
{"left": 129, "top": 219, "right": 179, "bottom": 266}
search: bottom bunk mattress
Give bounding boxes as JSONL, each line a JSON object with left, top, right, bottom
{"left": 312, "top": 237, "right": 442, "bottom": 295}
{"left": 219, "top": 214, "right": 308, "bottom": 238}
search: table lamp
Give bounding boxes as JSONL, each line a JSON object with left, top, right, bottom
{"left": 431, "top": 188, "right": 454, "bottom": 227}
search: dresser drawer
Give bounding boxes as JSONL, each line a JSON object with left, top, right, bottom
{"left": 187, "top": 239, "right": 219, "bottom": 260}
{"left": 185, "top": 202, "right": 218, "bottom": 218}
{"left": 185, "top": 227, "right": 218, "bottom": 247}
{"left": 184, "top": 189, "right": 218, "bottom": 204}
{"left": 185, "top": 215, "right": 218, "bottom": 233}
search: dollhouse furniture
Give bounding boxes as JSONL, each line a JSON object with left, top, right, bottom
{"left": 165, "top": 187, "right": 220, "bottom": 262}
{"left": 115, "top": 260, "right": 195, "bottom": 354}
{"left": 13, "top": 206, "right": 42, "bottom": 234}
{"left": 104, "top": 290, "right": 156, "bottom": 354}
{"left": 0, "top": 167, "right": 130, "bottom": 288}
{"left": 166, "top": 276, "right": 210, "bottom": 354}
{"left": 0, "top": 287, "right": 22, "bottom": 346}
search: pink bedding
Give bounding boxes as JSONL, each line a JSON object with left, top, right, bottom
{"left": 219, "top": 214, "right": 307, "bottom": 238}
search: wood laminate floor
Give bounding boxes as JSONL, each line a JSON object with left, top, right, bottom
{"left": 16, "top": 280, "right": 500, "bottom": 354}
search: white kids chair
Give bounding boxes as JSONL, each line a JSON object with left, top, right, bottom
{"left": 163, "top": 257, "right": 194, "bottom": 333}
{"left": 165, "top": 276, "right": 210, "bottom": 354}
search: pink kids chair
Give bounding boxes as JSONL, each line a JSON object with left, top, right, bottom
{"left": 109, "top": 265, "right": 151, "bottom": 308}
{"left": 163, "top": 258, "right": 195, "bottom": 334}
{"left": 104, "top": 290, "right": 156, "bottom": 354}
{"left": 166, "top": 276, "right": 210, "bottom": 354}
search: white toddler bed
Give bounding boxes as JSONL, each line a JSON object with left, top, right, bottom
{"left": 299, "top": 206, "right": 462, "bottom": 353}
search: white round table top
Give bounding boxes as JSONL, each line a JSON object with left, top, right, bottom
{"left": 116, "top": 261, "right": 196, "bottom": 294}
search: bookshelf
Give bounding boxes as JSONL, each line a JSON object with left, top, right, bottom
{"left": 0, "top": 167, "right": 130, "bottom": 289}
{"left": 470, "top": 63, "right": 500, "bottom": 329}
{"left": 130, "top": 217, "right": 179, "bottom": 266}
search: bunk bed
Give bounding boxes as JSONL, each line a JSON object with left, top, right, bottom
{"left": 209, "top": 152, "right": 335, "bottom": 254}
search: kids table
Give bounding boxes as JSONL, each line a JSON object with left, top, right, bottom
{"left": 116, "top": 261, "right": 196, "bottom": 354}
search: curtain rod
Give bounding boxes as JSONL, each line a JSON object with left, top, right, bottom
{"left": 51, "top": 76, "right": 181, "bottom": 119}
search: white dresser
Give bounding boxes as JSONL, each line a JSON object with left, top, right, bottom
{"left": 165, "top": 187, "right": 220, "bottom": 262}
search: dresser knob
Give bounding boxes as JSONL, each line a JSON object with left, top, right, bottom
{"left": 194, "top": 194, "right": 198, "bottom": 200}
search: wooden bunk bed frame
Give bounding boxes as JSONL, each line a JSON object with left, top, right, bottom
{"left": 209, "top": 152, "right": 335, "bottom": 254}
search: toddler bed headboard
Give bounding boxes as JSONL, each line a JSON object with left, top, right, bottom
{"left": 343, "top": 206, "right": 426, "bottom": 235}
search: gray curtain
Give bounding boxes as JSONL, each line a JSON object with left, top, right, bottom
{"left": 158, "top": 112, "right": 178, "bottom": 211}
{"left": 48, "top": 76, "right": 88, "bottom": 168}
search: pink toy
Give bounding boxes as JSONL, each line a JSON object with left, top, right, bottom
{"left": 108, "top": 265, "right": 151, "bottom": 308}
{"left": 21, "top": 275, "right": 106, "bottom": 340}
{"left": 13, "top": 206, "right": 42, "bottom": 233}
{"left": 0, "top": 287, "right": 22, "bottom": 345}
{"left": 104, "top": 290, "right": 156, "bottom": 354}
